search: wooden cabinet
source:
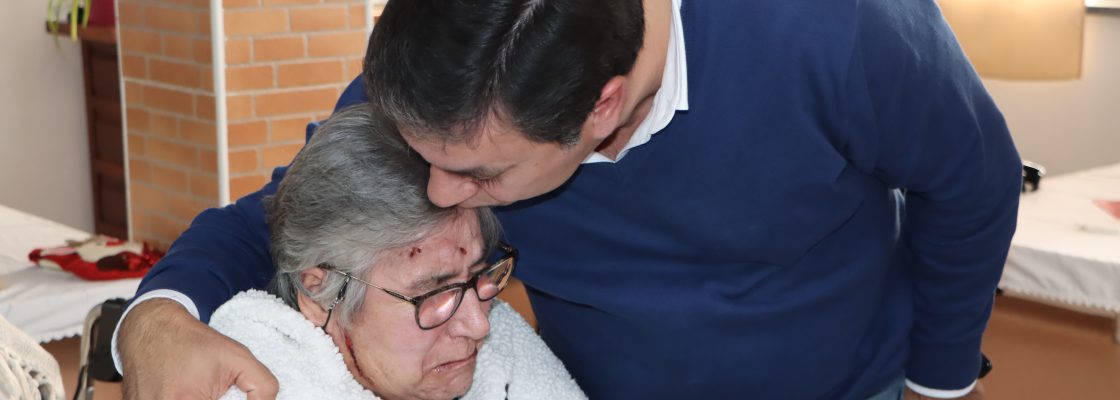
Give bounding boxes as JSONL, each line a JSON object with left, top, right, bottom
{"left": 49, "top": 23, "right": 128, "bottom": 239}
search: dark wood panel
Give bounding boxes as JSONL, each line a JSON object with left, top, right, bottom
{"left": 93, "top": 121, "right": 123, "bottom": 164}
{"left": 77, "top": 34, "right": 128, "bottom": 239}
{"left": 89, "top": 44, "right": 120, "bottom": 101}
{"left": 97, "top": 174, "right": 128, "bottom": 226}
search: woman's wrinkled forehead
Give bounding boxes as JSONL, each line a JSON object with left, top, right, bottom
{"left": 382, "top": 210, "right": 485, "bottom": 292}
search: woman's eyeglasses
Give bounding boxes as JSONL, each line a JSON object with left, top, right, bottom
{"left": 319, "top": 242, "right": 517, "bottom": 330}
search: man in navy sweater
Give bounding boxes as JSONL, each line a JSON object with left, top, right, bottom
{"left": 115, "top": 0, "right": 1020, "bottom": 399}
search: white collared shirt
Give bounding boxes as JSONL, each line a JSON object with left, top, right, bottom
{"left": 583, "top": 0, "right": 689, "bottom": 164}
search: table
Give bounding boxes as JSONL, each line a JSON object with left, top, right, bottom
{"left": 0, "top": 204, "right": 139, "bottom": 343}
{"left": 999, "top": 163, "right": 1120, "bottom": 343}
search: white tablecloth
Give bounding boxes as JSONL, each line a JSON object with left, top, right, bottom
{"left": 1000, "top": 163, "right": 1120, "bottom": 315}
{"left": 0, "top": 205, "right": 140, "bottom": 343}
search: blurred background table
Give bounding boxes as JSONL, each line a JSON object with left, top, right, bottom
{"left": 1000, "top": 162, "right": 1120, "bottom": 343}
{"left": 0, "top": 203, "right": 138, "bottom": 343}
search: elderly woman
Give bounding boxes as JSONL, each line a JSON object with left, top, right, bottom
{"left": 210, "top": 105, "right": 585, "bottom": 400}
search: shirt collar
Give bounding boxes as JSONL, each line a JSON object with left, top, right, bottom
{"left": 584, "top": 0, "right": 689, "bottom": 164}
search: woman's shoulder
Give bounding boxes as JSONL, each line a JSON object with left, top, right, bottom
{"left": 211, "top": 290, "right": 379, "bottom": 400}
{"left": 467, "top": 299, "right": 587, "bottom": 400}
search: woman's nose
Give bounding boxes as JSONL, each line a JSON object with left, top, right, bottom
{"left": 447, "top": 290, "right": 491, "bottom": 340}
{"left": 428, "top": 166, "right": 479, "bottom": 208}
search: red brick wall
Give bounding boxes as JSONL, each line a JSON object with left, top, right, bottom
{"left": 222, "top": 0, "right": 371, "bottom": 200}
{"left": 119, "top": 0, "right": 217, "bottom": 247}
{"left": 120, "top": 0, "right": 375, "bottom": 246}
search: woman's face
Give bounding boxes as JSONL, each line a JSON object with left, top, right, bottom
{"left": 338, "top": 209, "right": 492, "bottom": 400}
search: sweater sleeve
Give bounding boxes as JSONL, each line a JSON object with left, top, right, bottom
{"left": 130, "top": 168, "right": 284, "bottom": 322}
{"left": 845, "top": 0, "right": 1020, "bottom": 391}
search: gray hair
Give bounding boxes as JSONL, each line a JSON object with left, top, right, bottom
{"left": 265, "top": 104, "right": 501, "bottom": 327}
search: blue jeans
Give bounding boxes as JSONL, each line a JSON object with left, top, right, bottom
{"left": 865, "top": 375, "right": 905, "bottom": 400}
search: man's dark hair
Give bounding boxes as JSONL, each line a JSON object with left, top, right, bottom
{"left": 364, "top": 0, "right": 644, "bottom": 145}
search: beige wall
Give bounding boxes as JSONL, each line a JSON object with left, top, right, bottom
{"left": 982, "top": 11, "right": 1120, "bottom": 176}
{"left": 0, "top": 0, "right": 95, "bottom": 231}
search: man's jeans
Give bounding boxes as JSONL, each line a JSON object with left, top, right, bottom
{"left": 865, "top": 375, "right": 906, "bottom": 400}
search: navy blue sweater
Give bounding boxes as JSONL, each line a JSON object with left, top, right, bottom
{"left": 133, "top": 0, "right": 1019, "bottom": 398}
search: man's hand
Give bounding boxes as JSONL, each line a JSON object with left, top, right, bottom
{"left": 904, "top": 383, "right": 985, "bottom": 400}
{"left": 118, "top": 298, "right": 279, "bottom": 400}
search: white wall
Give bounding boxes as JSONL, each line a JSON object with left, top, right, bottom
{"left": 982, "top": 11, "right": 1120, "bottom": 176}
{"left": 0, "top": 0, "right": 94, "bottom": 231}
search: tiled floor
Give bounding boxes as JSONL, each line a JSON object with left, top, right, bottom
{"left": 43, "top": 289, "right": 1120, "bottom": 400}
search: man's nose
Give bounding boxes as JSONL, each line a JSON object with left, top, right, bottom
{"left": 428, "top": 166, "right": 478, "bottom": 208}
{"left": 447, "top": 290, "right": 491, "bottom": 341}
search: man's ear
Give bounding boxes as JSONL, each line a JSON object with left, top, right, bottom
{"left": 586, "top": 76, "right": 627, "bottom": 141}
{"left": 297, "top": 267, "right": 330, "bottom": 325}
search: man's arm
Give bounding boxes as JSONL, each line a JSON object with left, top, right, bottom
{"left": 845, "top": 0, "right": 1020, "bottom": 397}
{"left": 113, "top": 169, "right": 284, "bottom": 399}
{"left": 113, "top": 76, "right": 370, "bottom": 399}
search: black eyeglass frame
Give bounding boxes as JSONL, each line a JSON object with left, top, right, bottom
{"left": 318, "top": 241, "right": 518, "bottom": 330}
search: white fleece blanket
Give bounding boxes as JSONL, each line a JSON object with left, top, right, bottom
{"left": 211, "top": 290, "right": 585, "bottom": 400}
{"left": 0, "top": 314, "right": 64, "bottom": 400}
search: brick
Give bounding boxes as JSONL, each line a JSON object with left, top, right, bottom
{"left": 230, "top": 174, "right": 270, "bottom": 199}
{"left": 225, "top": 9, "right": 288, "bottom": 36}
{"left": 190, "top": 173, "right": 220, "bottom": 200}
{"left": 347, "top": 4, "right": 366, "bottom": 29}
{"left": 163, "top": 35, "right": 193, "bottom": 61}
{"left": 343, "top": 57, "right": 362, "bottom": 81}
{"left": 291, "top": 6, "right": 347, "bottom": 31}
{"left": 226, "top": 65, "right": 274, "bottom": 91}
{"left": 224, "top": 38, "right": 250, "bottom": 65}
{"left": 130, "top": 210, "right": 149, "bottom": 239}
{"left": 195, "top": 38, "right": 214, "bottom": 64}
{"left": 149, "top": 112, "right": 179, "bottom": 138}
{"left": 164, "top": 0, "right": 208, "bottom": 8}
{"left": 144, "top": 6, "right": 200, "bottom": 34}
{"left": 119, "top": 28, "right": 162, "bottom": 54}
{"left": 129, "top": 157, "right": 151, "bottom": 182}
{"left": 180, "top": 119, "right": 216, "bottom": 146}
{"left": 255, "top": 88, "right": 336, "bottom": 116}
{"left": 253, "top": 36, "right": 304, "bottom": 62}
{"left": 270, "top": 116, "right": 311, "bottom": 142}
{"left": 223, "top": 0, "right": 260, "bottom": 8}
{"left": 126, "top": 108, "right": 150, "bottom": 132}
{"left": 262, "top": 0, "right": 320, "bottom": 5}
{"left": 132, "top": 184, "right": 169, "bottom": 213}
{"left": 130, "top": 210, "right": 148, "bottom": 238}
{"left": 125, "top": 82, "right": 144, "bottom": 103}
{"left": 196, "top": 95, "right": 216, "bottom": 119}
{"left": 167, "top": 194, "right": 209, "bottom": 221}
{"left": 149, "top": 59, "right": 203, "bottom": 89}
{"left": 228, "top": 121, "right": 268, "bottom": 146}
{"left": 307, "top": 31, "right": 366, "bottom": 57}
{"left": 199, "top": 67, "right": 214, "bottom": 91}
{"left": 199, "top": 149, "right": 218, "bottom": 173}
{"left": 148, "top": 213, "right": 189, "bottom": 245}
{"left": 127, "top": 135, "right": 147, "bottom": 157}
{"left": 226, "top": 95, "right": 253, "bottom": 120}
{"left": 277, "top": 60, "right": 343, "bottom": 87}
{"left": 150, "top": 164, "right": 190, "bottom": 190}
{"left": 118, "top": 3, "right": 144, "bottom": 27}
{"left": 197, "top": 11, "right": 212, "bottom": 32}
{"left": 228, "top": 149, "right": 259, "bottom": 173}
{"left": 147, "top": 137, "right": 199, "bottom": 168}
{"left": 261, "top": 143, "right": 304, "bottom": 168}
{"left": 143, "top": 86, "right": 194, "bottom": 115}
{"left": 123, "top": 52, "right": 148, "bottom": 77}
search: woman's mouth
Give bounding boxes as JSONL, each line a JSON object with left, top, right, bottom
{"left": 432, "top": 349, "right": 477, "bottom": 373}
